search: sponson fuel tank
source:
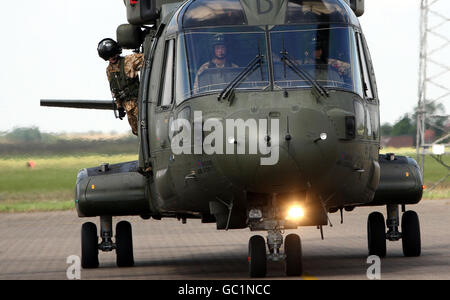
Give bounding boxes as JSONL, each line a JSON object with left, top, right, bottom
{"left": 75, "top": 161, "right": 152, "bottom": 217}
{"left": 368, "top": 154, "right": 424, "bottom": 206}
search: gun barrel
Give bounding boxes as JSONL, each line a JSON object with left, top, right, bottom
{"left": 40, "top": 99, "right": 115, "bottom": 110}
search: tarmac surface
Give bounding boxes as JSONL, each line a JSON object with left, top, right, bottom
{"left": 0, "top": 200, "right": 449, "bottom": 280}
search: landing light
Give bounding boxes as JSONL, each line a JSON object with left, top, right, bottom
{"left": 286, "top": 205, "right": 305, "bottom": 221}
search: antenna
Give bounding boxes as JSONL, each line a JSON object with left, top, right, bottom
{"left": 416, "top": 0, "right": 450, "bottom": 179}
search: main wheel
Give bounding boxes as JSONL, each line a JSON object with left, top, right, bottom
{"left": 402, "top": 211, "right": 421, "bottom": 257}
{"left": 248, "top": 235, "right": 267, "bottom": 278}
{"left": 81, "top": 222, "right": 99, "bottom": 269}
{"left": 367, "top": 212, "right": 387, "bottom": 258}
{"left": 285, "top": 234, "right": 303, "bottom": 277}
{"left": 116, "top": 221, "right": 134, "bottom": 267}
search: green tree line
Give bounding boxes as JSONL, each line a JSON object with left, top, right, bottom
{"left": 0, "top": 127, "right": 138, "bottom": 156}
{"left": 381, "top": 101, "right": 448, "bottom": 140}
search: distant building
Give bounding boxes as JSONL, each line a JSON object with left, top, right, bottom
{"left": 425, "top": 129, "right": 436, "bottom": 144}
{"left": 381, "top": 135, "right": 414, "bottom": 148}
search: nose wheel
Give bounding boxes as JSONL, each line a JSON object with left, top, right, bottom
{"left": 248, "top": 235, "right": 267, "bottom": 278}
{"left": 285, "top": 234, "right": 303, "bottom": 276}
{"left": 248, "top": 232, "right": 303, "bottom": 278}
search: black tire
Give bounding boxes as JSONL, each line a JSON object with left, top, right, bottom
{"left": 248, "top": 235, "right": 267, "bottom": 278}
{"left": 215, "top": 213, "right": 228, "bottom": 230}
{"left": 81, "top": 222, "right": 99, "bottom": 269}
{"left": 116, "top": 221, "right": 134, "bottom": 267}
{"left": 367, "top": 212, "right": 387, "bottom": 258}
{"left": 402, "top": 211, "right": 421, "bottom": 257}
{"left": 285, "top": 234, "right": 303, "bottom": 277}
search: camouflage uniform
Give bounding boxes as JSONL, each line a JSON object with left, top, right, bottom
{"left": 328, "top": 58, "right": 351, "bottom": 77}
{"left": 193, "top": 60, "right": 239, "bottom": 93}
{"left": 106, "top": 53, "right": 144, "bottom": 136}
{"left": 297, "top": 57, "right": 351, "bottom": 77}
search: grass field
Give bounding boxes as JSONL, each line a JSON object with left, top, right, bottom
{"left": 0, "top": 154, "right": 137, "bottom": 213}
{"left": 0, "top": 150, "right": 448, "bottom": 213}
{"left": 381, "top": 148, "right": 449, "bottom": 200}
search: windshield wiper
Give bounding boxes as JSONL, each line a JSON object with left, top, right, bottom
{"left": 218, "top": 54, "right": 264, "bottom": 103}
{"left": 280, "top": 50, "right": 329, "bottom": 98}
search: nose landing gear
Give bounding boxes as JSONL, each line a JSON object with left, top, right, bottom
{"left": 248, "top": 230, "right": 303, "bottom": 278}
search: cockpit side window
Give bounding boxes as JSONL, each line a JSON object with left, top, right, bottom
{"left": 361, "top": 34, "right": 378, "bottom": 100}
{"left": 356, "top": 33, "right": 374, "bottom": 100}
{"left": 159, "top": 39, "right": 175, "bottom": 107}
{"left": 176, "top": 35, "right": 190, "bottom": 105}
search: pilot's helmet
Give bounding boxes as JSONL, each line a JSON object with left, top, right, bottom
{"left": 308, "top": 35, "right": 323, "bottom": 48}
{"left": 212, "top": 34, "right": 226, "bottom": 47}
{"left": 98, "top": 38, "right": 123, "bottom": 61}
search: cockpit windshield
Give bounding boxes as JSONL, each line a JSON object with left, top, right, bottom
{"left": 175, "top": 24, "right": 364, "bottom": 104}
{"left": 271, "top": 25, "right": 362, "bottom": 93}
{"left": 176, "top": 27, "right": 269, "bottom": 104}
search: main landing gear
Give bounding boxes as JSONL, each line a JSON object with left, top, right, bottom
{"left": 81, "top": 216, "right": 134, "bottom": 269}
{"left": 248, "top": 230, "right": 303, "bottom": 278}
{"left": 367, "top": 205, "right": 421, "bottom": 258}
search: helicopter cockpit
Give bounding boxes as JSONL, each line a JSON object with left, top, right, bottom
{"left": 165, "top": 0, "right": 367, "bottom": 104}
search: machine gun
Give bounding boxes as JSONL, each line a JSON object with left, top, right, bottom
{"left": 40, "top": 99, "right": 116, "bottom": 110}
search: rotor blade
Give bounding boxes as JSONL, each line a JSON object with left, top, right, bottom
{"left": 40, "top": 99, "right": 115, "bottom": 110}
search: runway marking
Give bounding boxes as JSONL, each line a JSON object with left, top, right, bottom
{"left": 301, "top": 274, "right": 318, "bottom": 280}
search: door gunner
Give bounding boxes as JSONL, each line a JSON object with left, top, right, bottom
{"left": 98, "top": 38, "right": 144, "bottom": 136}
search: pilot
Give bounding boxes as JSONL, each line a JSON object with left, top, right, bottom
{"left": 301, "top": 36, "right": 350, "bottom": 77}
{"left": 98, "top": 38, "right": 144, "bottom": 136}
{"left": 193, "top": 34, "right": 239, "bottom": 93}
{"left": 300, "top": 36, "right": 328, "bottom": 65}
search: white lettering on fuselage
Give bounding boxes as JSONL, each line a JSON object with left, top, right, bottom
{"left": 170, "top": 111, "right": 280, "bottom": 166}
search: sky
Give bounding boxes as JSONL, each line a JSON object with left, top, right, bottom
{"left": 0, "top": 0, "right": 448, "bottom": 134}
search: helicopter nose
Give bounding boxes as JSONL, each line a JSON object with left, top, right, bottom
{"left": 214, "top": 107, "right": 337, "bottom": 193}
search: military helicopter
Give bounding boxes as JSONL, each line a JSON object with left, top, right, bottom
{"left": 41, "top": 0, "right": 424, "bottom": 278}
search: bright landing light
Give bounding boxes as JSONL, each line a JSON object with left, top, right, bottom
{"left": 287, "top": 205, "right": 305, "bottom": 220}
